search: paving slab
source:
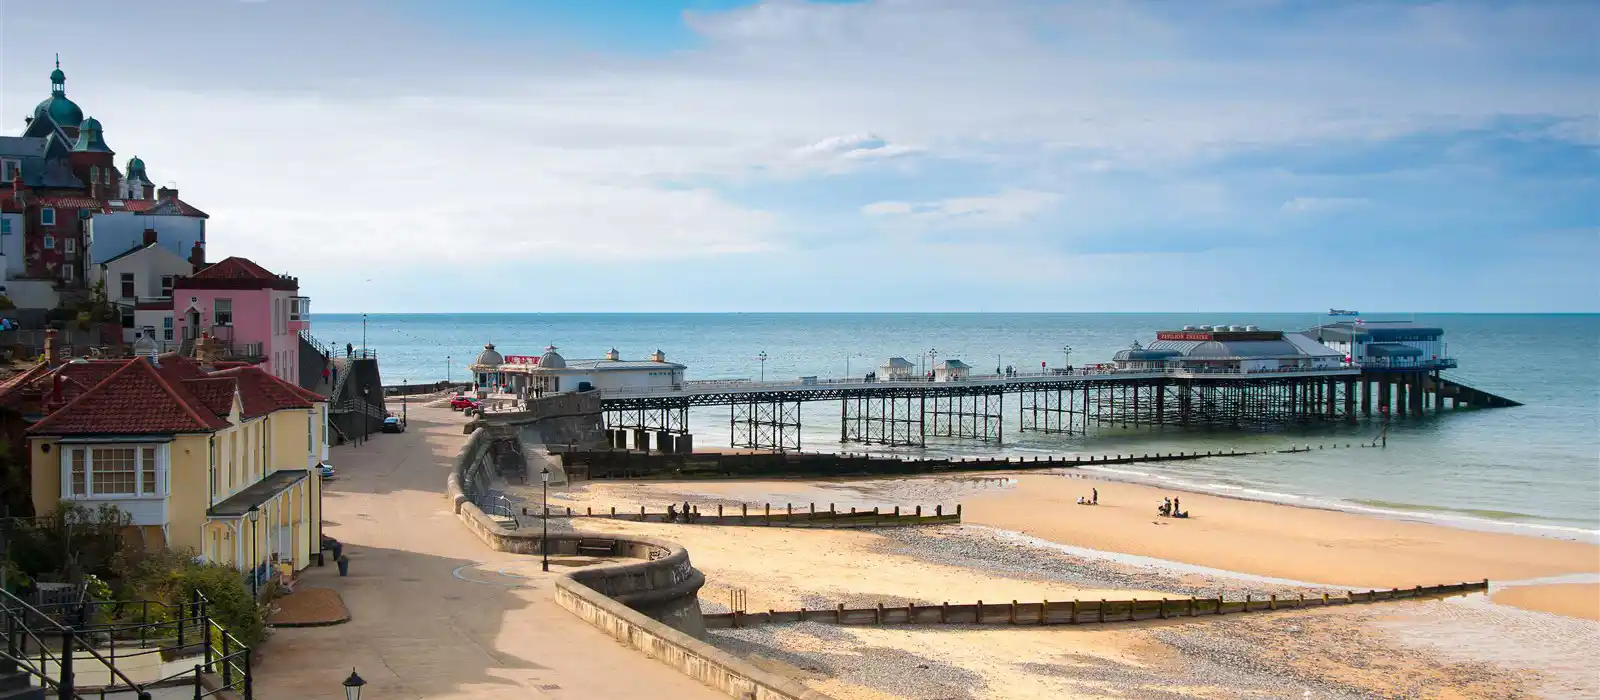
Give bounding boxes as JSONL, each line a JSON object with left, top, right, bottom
{"left": 251, "top": 405, "right": 723, "bottom": 700}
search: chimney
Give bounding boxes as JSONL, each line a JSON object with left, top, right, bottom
{"left": 189, "top": 240, "right": 205, "bottom": 268}
{"left": 157, "top": 186, "right": 178, "bottom": 201}
{"left": 51, "top": 373, "right": 63, "bottom": 406}
{"left": 143, "top": 228, "right": 158, "bottom": 246}
{"left": 44, "top": 328, "right": 58, "bottom": 365}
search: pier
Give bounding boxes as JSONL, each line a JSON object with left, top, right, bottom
{"left": 472, "top": 322, "right": 1520, "bottom": 451}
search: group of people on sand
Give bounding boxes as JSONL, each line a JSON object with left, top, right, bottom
{"left": 1158, "top": 496, "right": 1189, "bottom": 519}
{"left": 1076, "top": 488, "right": 1099, "bottom": 505}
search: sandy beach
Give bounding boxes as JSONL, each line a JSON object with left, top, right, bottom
{"left": 1492, "top": 583, "right": 1600, "bottom": 622}
{"left": 503, "top": 467, "right": 1600, "bottom": 699}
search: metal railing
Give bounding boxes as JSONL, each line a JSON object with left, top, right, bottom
{"left": 475, "top": 492, "right": 521, "bottom": 528}
{"left": 0, "top": 589, "right": 253, "bottom": 699}
{"left": 595, "top": 364, "right": 1364, "bottom": 398}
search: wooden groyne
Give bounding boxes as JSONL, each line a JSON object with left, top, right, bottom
{"left": 704, "top": 580, "right": 1489, "bottom": 630}
{"left": 560, "top": 443, "right": 1371, "bottom": 481}
{"left": 525, "top": 502, "right": 962, "bottom": 528}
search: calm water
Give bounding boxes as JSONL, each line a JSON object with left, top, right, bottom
{"left": 313, "top": 313, "right": 1599, "bottom": 538}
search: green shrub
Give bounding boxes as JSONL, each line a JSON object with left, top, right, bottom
{"left": 125, "top": 547, "right": 268, "bottom": 647}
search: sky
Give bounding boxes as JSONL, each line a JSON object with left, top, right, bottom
{"left": 2, "top": 0, "right": 1595, "bottom": 313}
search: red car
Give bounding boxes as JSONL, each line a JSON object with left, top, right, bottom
{"left": 449, "top": 395, "right": 481, "bottom": 412}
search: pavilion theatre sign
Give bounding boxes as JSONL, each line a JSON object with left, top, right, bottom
{"left": 1156, "top": 330, "right": 1283, "bottom": 342}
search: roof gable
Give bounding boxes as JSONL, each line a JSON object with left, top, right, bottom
{"left": 27, "top": 357, "right": 228, "bottom": 435}
{"left": 191, "top": 256, "right": 277, "bottom": 282}
{"left": 206, "top": 366, "right": 323, "bottom": 419}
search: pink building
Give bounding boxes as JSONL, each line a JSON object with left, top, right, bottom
{"left": 173, "top": 256, "right": 310, "bottom": 383}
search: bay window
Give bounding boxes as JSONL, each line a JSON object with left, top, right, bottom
{"left": 62, "top": 444, "right": 166, "bottom": 498}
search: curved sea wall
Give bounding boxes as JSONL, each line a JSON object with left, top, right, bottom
{"left": 447, "top": 419, "right": 834, "bottom": 700}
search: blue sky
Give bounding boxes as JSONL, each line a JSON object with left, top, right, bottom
{"left": 3, "top": 0, "right": 1595, "bottom": 312}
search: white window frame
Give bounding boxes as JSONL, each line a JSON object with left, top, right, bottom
{"left": 61, "top": 443, "right": 168, "bottom": 499}
{"left": 39, "top": 208, "right": 55, "bottom": 226}
{"left": 0, "top": 158, "right": 19, "bottom": 182}
{"left": 0, "top": 218, "right": 11, "bottom": 235}
{"left": 62, "top": 265, "right": 74, "bottom": 282}
{"left": 163, "top": 316, "right": 174, "bottom": 341}
{"left": 214, "top": 298, "right": 233, "bottom": 326}
{"left": 43, "top": 235, "right": 55, "bottom": 250}
{"left": 120, "top": 272, "right": 136, "bottom": 299}
{"left": 64, "top": 238, "right": 75, "bottom": 254}
{"left": 160, "top": 275, "right": 175, "bottom": 298}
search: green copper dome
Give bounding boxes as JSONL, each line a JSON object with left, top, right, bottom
{"left": 127, "top": 156, "right": 147, "bottom": 179}
{"left": 72, "top": 117, "right": 112, "bottom": 153}
{"left": 35, "top": 57, "right": 83, "bottom": 128}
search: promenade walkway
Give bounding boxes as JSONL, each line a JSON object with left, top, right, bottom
{"left": 251, "top": 404, "right": 721, "bottom": 700}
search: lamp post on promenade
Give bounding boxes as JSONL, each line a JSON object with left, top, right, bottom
{"left": 246, "top": 508, "right": 261, "bottom": 599}
{"left": 402, "top": 379, "right": 408, "bottom": 425}
{"left": 757, "top": 351, "right": 768, "bottom": 382}
{"left": 540, "top": 467, "right": 551, "bottom": 572}
{"left": 927, "top": 348, "right": 938, "bottom": 380}
{"left": 343, "top": 668, "right": 366, "bottom": 699}
{"left": 1062, "top": 345, "right": 1073, "bottom": 372}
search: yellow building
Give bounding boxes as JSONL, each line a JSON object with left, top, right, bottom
{"left": 26, "top": 353, "right": 328, "bottom": 577}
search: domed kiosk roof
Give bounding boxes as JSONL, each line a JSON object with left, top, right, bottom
{"left": 36, "top": 56, "right": 83, "bottom": 129}
{"left": 472, "top": 343, "right": 503, "bottom": 367}
{"left": 538, "top": 345, "right": 566, "bottom": 369}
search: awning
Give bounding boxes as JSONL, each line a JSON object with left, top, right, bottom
{"left": 1366, "top": 343, "right": 1423, "bottom": 358}
{"left": 207, "top": 469, "right": 309, "bottom": 517}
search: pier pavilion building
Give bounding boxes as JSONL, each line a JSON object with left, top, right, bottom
{"left": 1113, "top": 326, "right": 1344, "bottom": 373}
{"left": 1302, "top": 321, "right": 1455, "bottom": 371}
{"left": 471, "top": 345, "right": 686, "bottom": 396}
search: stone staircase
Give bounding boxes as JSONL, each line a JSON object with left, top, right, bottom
{"left": 0, "top": 658, "right": 44, "bottom": 700}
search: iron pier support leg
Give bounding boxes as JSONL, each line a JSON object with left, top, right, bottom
{"left": 1361, "top": 379, "right": 1371, "bottom": 416}
{"left": 1344, "top": 379, "right": 1356, "bottom": 423}
{"left": 919, "top": 393, "right": 927, "bottom": 447}
{"left": 1396, "top": 378, "right": 1408, "bottom": 417}
{"left": 1433, "top": 371, "right": 1443, "bottom": 410}
{"left": 1413, "top": 372, "right": 1426, "bottom": 414}
{"left": 1379, "top": 378, "right": 1390, "bottom": 414}
{"left": 840, "top": 398, "right": 847, "bottom": 443}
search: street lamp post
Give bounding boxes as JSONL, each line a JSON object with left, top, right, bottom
{"left": 927, "top": 348, "right": 938, "bottom": 380}
{"left": 402, "top": 379, "right": 408, "bottom": 425}
{"left": 446, "top": 355, "right": 451, "bottom": 385}
{"left": 757, "top": 351, "right": 768, "bottom": 382}
{"left": 1061, "top": 345, "right": 1074, "bottom": 372}
{"left": 540, "top": 467, "right": 551, "bottom": 572}
{"left": 361, "top": 386, "right": 371, "bottom": 445}
{"left": 246, "top": 508, "right": 260, "bottom": 600}
{"left": 342, "top": 668, "right": 366, "bottom": 700}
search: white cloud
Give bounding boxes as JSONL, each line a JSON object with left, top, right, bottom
{"left": 863, "top": 189, "right": 1062, "bottom": 227}
{"left": 1280, "top": 197, "right": 1371, "bottom": 215}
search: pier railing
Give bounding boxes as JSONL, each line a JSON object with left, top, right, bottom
{"left": 522, "top": 502, "right": 963, "bottom": 528}
{"left": 597, "top": 365, "right": 1361, "bottom": 399}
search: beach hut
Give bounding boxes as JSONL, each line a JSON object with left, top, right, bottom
{"left": 934, "top": 359, "right": 971, "bottom": 382}
{"left": 879, "top": 357, "right": 915, "bottom": 381}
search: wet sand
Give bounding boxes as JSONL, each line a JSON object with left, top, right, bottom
{"left": 1492, "top": 583, "right": 1600, "bottom": 622}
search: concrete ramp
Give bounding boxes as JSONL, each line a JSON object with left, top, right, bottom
{"left": 1432, "top": 374, "right": 1522, "bottom": 408}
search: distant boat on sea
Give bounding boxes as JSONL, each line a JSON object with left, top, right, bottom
{"left": 1328, "top": 309, "right": 1359, "bottom": 316}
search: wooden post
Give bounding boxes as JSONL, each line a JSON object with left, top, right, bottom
{"left": 765, "top": 503, "right": 770, "bottom": 525}
{"left": 800, "top": 607, "right": 806, "bottom": 622}
{"left": 566, "top": 506, "right": 572, "bottom": 516}
{"left": 741, "top": 503, "right": 748, "bottom": 524}
{"left": 1070, "top": 600, "right": 1079, "bottom": 624}
{"left": 1009, "top": 600, "right": 1018, "bottom": 624}
{"left": 1159, "top": 599, "right": 1166, "bottom": 619}
{"left": 1298, "top": 593, "right": 1304, "bottom": 608}
{"left": 787, "top": 503, "right": 793, "bottom": 517}
{"left": 1129, "top": 598, "right": 1137, "bottom": 621}
{"left": 1245, "top": 594, "right": 1251, "bottom": 611}
{"left": 1217, "top": 595, "right": 1225, "bottom": 614}
{"left": 640, "top": 505, "right": 646, "bottom": 520}
{"left": 907, "top": 603, "right": 915, "bottom": 624}
{"left": 717, "top": 504, "right": 724, "bottom": 517}
{"left": 893, "top": 506, "right": 900, "bottom": 517}
{"left": 1040, "top": 600, "right": 1049, "bottom": 625}
{"left": 586, "top": 507, "right": 592, "bottom": 516}
{"left": 1322, "top": 593, "right": 1329, "bottom": 605}
{"left": 1099, "top": 599, "right": 1106, "bottom": 623}
{"left": 810, "top": 502, "right": 815, "bottom": 515}
{"left": 935, "top": 504, "right": 942, "bottom": 517}
{"left": 611, "top": 506, "right": 616, "bottom": 518}
{"left": 837, "top": 603, "right": 844, "bottom": 623}
{"left": 1189, "top": 597, "right": 1196, "bottom": 617}
{"left": 1269, "top": 594, "right": 1276, "bottom": 610}
{"left": 940, "top": 602, "right": 949, "bottom": 623}
{"left": 875, "top": 603, "right": 883, "bottom": 624}
{"left": 957, "top": 504, "right": 963, "bottom": 519}
{"left": 915, "top": 505, "right": 922, "bottom": 517}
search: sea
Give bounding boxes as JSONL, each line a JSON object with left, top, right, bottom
{"left": 311, "top": 313, "right": 1599, "bottom": 541}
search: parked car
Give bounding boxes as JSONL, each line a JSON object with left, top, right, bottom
{"left": 449, "top": 395, "right": 480, "bottom": 411}
{"left": 317, "top": 463, "right": 336, "bottom": 479}
{"left": 382, "top": 416, "right": 405, "bottom": 433}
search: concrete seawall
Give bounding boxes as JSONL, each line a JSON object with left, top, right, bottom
{"left": 447, "top": 405, "right": 836, "bottom": 700}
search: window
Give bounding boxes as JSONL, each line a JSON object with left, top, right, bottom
{"left": 90, "top": 447, "right": 137, "bottom": 495}
{"left": 39, "top": 208, "right": 55, "bottom": 226}
{"left": 141, "top": 447, "right": 157, "bottom": 494}
{"left": 0, "top": 158, "right": 19, "bottom": 182}
{"left": 160, "top": 275, "right": 174, "bottom": 298}
{"left": 64, "top": 238, "right": 75, "bottom": 254}
{"left": 62, "top": 265, "right": 73, "bottom": 282}
{"left": 43, "top": 235, "right": 54, "bottom": 250}
{"left": 70, "top": 450, "right": 87, "bottom": 497}
{"left": 121, "top": 273, "right": 136, "bottom": 299}
{"left": 90, "top": 166, "right": 99, "bottom": 184}
{"left": 214, "top": 298, "right": 233, "bottom": 326}
{"left": 120, "top": 307, "right": 134, "bottom": 329}
{"left": 163, "top": 317, "right": 173, "bottom": 341}
{"left": 0, "top": 219, "right": 10, "bottom": 235}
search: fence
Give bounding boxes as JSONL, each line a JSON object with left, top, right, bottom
{"left": 703, "top": 580, "right": 1489, "bottom": 630}
{"left": 523, "top": 502, "right": 962, "bottom": 528}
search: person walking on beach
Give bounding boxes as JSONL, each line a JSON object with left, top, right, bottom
{"left": 1173, "top": 496, "right": 1180, "bottom": 515}
{"left": 1092, "top": 488, "right": 1098, "bottom": 505}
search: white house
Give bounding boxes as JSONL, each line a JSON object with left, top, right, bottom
{"left": 87, "top": 206, "right": 204, "bottom": 267}
{"left": 94, "top": 231, "right": 194, "bottom": 345}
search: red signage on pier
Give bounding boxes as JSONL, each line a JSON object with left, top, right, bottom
{"left": 503, "top": 355, "right": 540, "bottom": 365}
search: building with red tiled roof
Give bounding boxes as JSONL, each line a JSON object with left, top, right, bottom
{"left": 2, "top": 57, "right": 208, "bottom": 301}
{"left": 22, "top": 348, "right": 329, "bottom": 576}
{"left": 174, "top": 256, "right": 310, "bottom": 385}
